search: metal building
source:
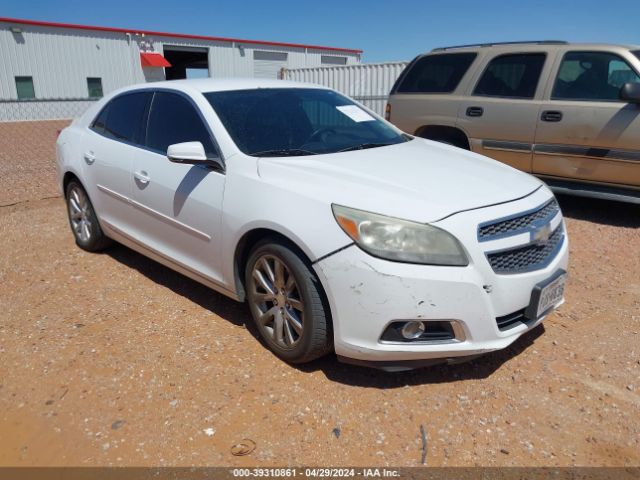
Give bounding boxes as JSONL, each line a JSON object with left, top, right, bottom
{"left": 0, "top": 17, "right": 362, "bottom": 121}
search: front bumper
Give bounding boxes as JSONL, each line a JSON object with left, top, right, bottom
{"left": 313, "top": 187, "right": 569, "bottom": 365}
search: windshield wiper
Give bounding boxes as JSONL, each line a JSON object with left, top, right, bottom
{"left": 250, "top": 148, "right": 318, "bottom": 157}
{"left": 338, "top": 142, "right": 395, "bottom": 152}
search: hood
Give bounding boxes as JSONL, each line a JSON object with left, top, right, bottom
{"left": 257, "top": 138, "right": 542, "bottom": 223}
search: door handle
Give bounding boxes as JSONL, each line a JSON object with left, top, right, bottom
{"left": 134, "top": 170, "right": 150, "bottom": 185}
{"left": 83, "top": 152, "right": 96, "bottom": 165}
{"left": 541, "top": 110, "right": 563, "bottom": 122}
{"left": 466, "top": 106, "right": 484, "bottom": 117}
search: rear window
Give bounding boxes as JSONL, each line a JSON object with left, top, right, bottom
{"left": 99, "top": 92, "right": 151, "bottom": 144}
{"left": 473, "top": 53, "right": 546, "bottom": 99}
{"left": 395, "top": 53, "right": 477, "bottom": 93}
{"left": 91, "top": 105, "right": 109, "bottom": 134}
{"left": 633, "top": 50, "right": 640, "bottom": 61}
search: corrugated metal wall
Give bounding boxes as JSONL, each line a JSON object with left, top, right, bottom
{"left": 0, "top": 20, "right": 361, "bottom": 121}
{"left": 283, "top": 62, "right": 408, "bottom": 116}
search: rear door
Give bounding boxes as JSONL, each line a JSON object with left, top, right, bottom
{"left": 128, "top": 90, "right": 226, "bottom": 285}
{"left": 81, "top": 91, "right": 151, "bottom": 233}
{"left": 457, "top": 52, "right": 552, "bottom": 172}
{"left": 388, "top": 52, "right": 477, "bottom": 135}
{"left": 532, "top": 50, "right": 640, "bottom": 187}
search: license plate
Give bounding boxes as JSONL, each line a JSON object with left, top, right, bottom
{"left": 525, "top": 271, "right": 566, "bottom": 320}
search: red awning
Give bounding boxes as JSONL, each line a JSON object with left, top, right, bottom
{"left": 140, "top": 52, "right": 171, "bottom": 68}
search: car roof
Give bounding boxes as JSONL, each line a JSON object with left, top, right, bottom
{"left": 126, "top": 78, "right": 329, "bottom": 94}
{"left": 428, "top": 41, "right": 640, "bottom": 54}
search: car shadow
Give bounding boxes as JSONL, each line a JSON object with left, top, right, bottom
{"left": 106, "top": 244, "right": 249, "bottom": 328}
{"left": 105, "top": 243, "right": 546, "bottom": 387}
{"left": 556, "top": 193, "right": 640, "bottom": 227}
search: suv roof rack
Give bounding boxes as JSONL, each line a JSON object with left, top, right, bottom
{"left": 431, "top": 40, "right": 568, "bottom": 52}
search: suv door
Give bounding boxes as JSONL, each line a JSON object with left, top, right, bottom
{"left": 532, "top": 50, "right": 640, "bottom": 188}
{"left": 128, "top": 90, "right": 226, "bottom": 286}
{"left": 458, "top": 52, "right": 550, "bottom": 172}
{"left": 388, "top": 52, "right": 477, "bottom": 136}
{"left": 82, "top": 91, "right": 151, "bottom": 233}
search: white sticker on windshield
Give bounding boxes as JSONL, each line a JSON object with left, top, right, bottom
{"left": 336, "top": 105, "right": 375, "bottom": 122}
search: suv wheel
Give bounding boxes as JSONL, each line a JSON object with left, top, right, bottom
{"left": 245, "top": 239, "right": 332, "bottom": 363}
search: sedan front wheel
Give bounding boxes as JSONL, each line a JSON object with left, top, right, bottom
{"left": 245, "top": 239, "right": 332, "bottom": 363}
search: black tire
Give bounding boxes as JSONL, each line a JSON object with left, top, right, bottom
{"left": 65, "top": 180, "right": 112, "bottom": 252}
{"left": 245, "top": 238, "right": 332, "bottom": 364}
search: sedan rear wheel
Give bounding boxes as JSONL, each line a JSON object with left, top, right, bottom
{"left": 245, "top": 239, "right": 332, "bottom": 363}
{"left": 65, "top": 181, "right": 111, "bottom": 252}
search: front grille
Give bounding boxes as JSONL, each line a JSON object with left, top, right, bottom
{"left": 496, "top": 309, "right": 528, "bottom": 331}
{"left": 486, "top": 225, "right": 564, "bottom": 274}
{"left": 478, "top": 199, "right": 559, "bottom": 241}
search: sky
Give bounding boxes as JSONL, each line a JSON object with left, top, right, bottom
{"left": 2, "top": 0, "right": 639, "bottom": 62}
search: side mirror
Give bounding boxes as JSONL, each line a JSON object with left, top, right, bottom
{"left": 167, "top": 141, "right": 223, "bottom": 169}
{"left": 620, "top": 82, "right": 640, "bottom": 104}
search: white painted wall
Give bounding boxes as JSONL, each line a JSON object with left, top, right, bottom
{"left": 0, "top": 20, "right": 361, "bottom": 121}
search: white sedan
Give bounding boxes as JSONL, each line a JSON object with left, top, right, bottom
{"left": 56, "top": 79, "right": 569, "bottom": 370}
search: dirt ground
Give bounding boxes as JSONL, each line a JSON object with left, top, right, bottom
{"left": 0, "top": 120, "right": 639, "bottom": 467}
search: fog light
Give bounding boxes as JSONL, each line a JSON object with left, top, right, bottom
{"left": 401, "top": 321, "right": 425, "bottom": 339}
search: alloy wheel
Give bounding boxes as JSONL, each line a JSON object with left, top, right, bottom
{"left": 249, "top": 254, "right": 304, "bottom": 349}
{"left": 68, "top": 185, "right": 92, "bottom": 243}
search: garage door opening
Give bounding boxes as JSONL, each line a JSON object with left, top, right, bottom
{"left": 163, "top": 46, "right": 209, "bottom": 80}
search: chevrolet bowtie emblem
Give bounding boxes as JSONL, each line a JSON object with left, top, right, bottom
{"left": 532, "top": 223, "right": 552, "bottom": 245}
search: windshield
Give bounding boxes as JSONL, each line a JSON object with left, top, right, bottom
{"left": 204, "top": 88, "right": 408, "bottom": 156}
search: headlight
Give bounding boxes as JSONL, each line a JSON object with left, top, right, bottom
{"left": 332, "top": 204, "right": 468, "bottom": 266}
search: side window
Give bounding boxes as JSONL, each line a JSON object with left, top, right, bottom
{"left": 321, "top": 55, "right": 347, "bottom": 66}
{"left": 102, "top": 92, "right": 151, "bottom": 144}
{"left": 396, "top": 53, "right": 477, "bottom": 93}
{"left": 473, "top": 53, "right": 546, "bottom": 99}
{"left": 87, "top": 77, "right": 103, "bottom": 99}
{"left": 91, "top": 105, "right": 110, "bottom": 134}
{"left": 552, "top": 51, "right": 640, "bottom": 101}
{"left": 146, "top": 92, "right": 217, "bottom": 157}
{"left": 15, "top": 76, "right": 36, "bottom": 100}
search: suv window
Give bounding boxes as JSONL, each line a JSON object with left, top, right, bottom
{"left": 473, "top": 53, "right": 546, "bottom": 99}
{"left": 146, "top": 92, "right": 217, "bottom": 157}
{"left": 552, "top": 51, "right": 640, "bottom": 101}
{"left": 396, "top": 53, "right": 476, "bottom": 93}
{"left": 98, "top": 92, "right": 151, "bottom": 144}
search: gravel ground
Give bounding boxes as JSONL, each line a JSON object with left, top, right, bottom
{"left": 0, "top": 120, "right": 639, "bottom": 467}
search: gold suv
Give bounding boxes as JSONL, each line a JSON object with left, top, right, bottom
{"left": 387, "top": 41, "right": 640, "bottom": 203}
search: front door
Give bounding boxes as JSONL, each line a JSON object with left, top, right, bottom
{"left": 533, "top": 50, "right": 640, "bottom": 187}
{"left": 129, "top": 91, "right": 226, "bottom": 285}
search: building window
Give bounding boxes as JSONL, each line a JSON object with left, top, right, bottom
{"left": 87, "top": 77, "right": 103, "bottom": 98}
{"left": 321, "top": 55, "right": 347, "bottom": 66}
{"left": 15, "top": 76, "right": 35, "bottom": 100}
